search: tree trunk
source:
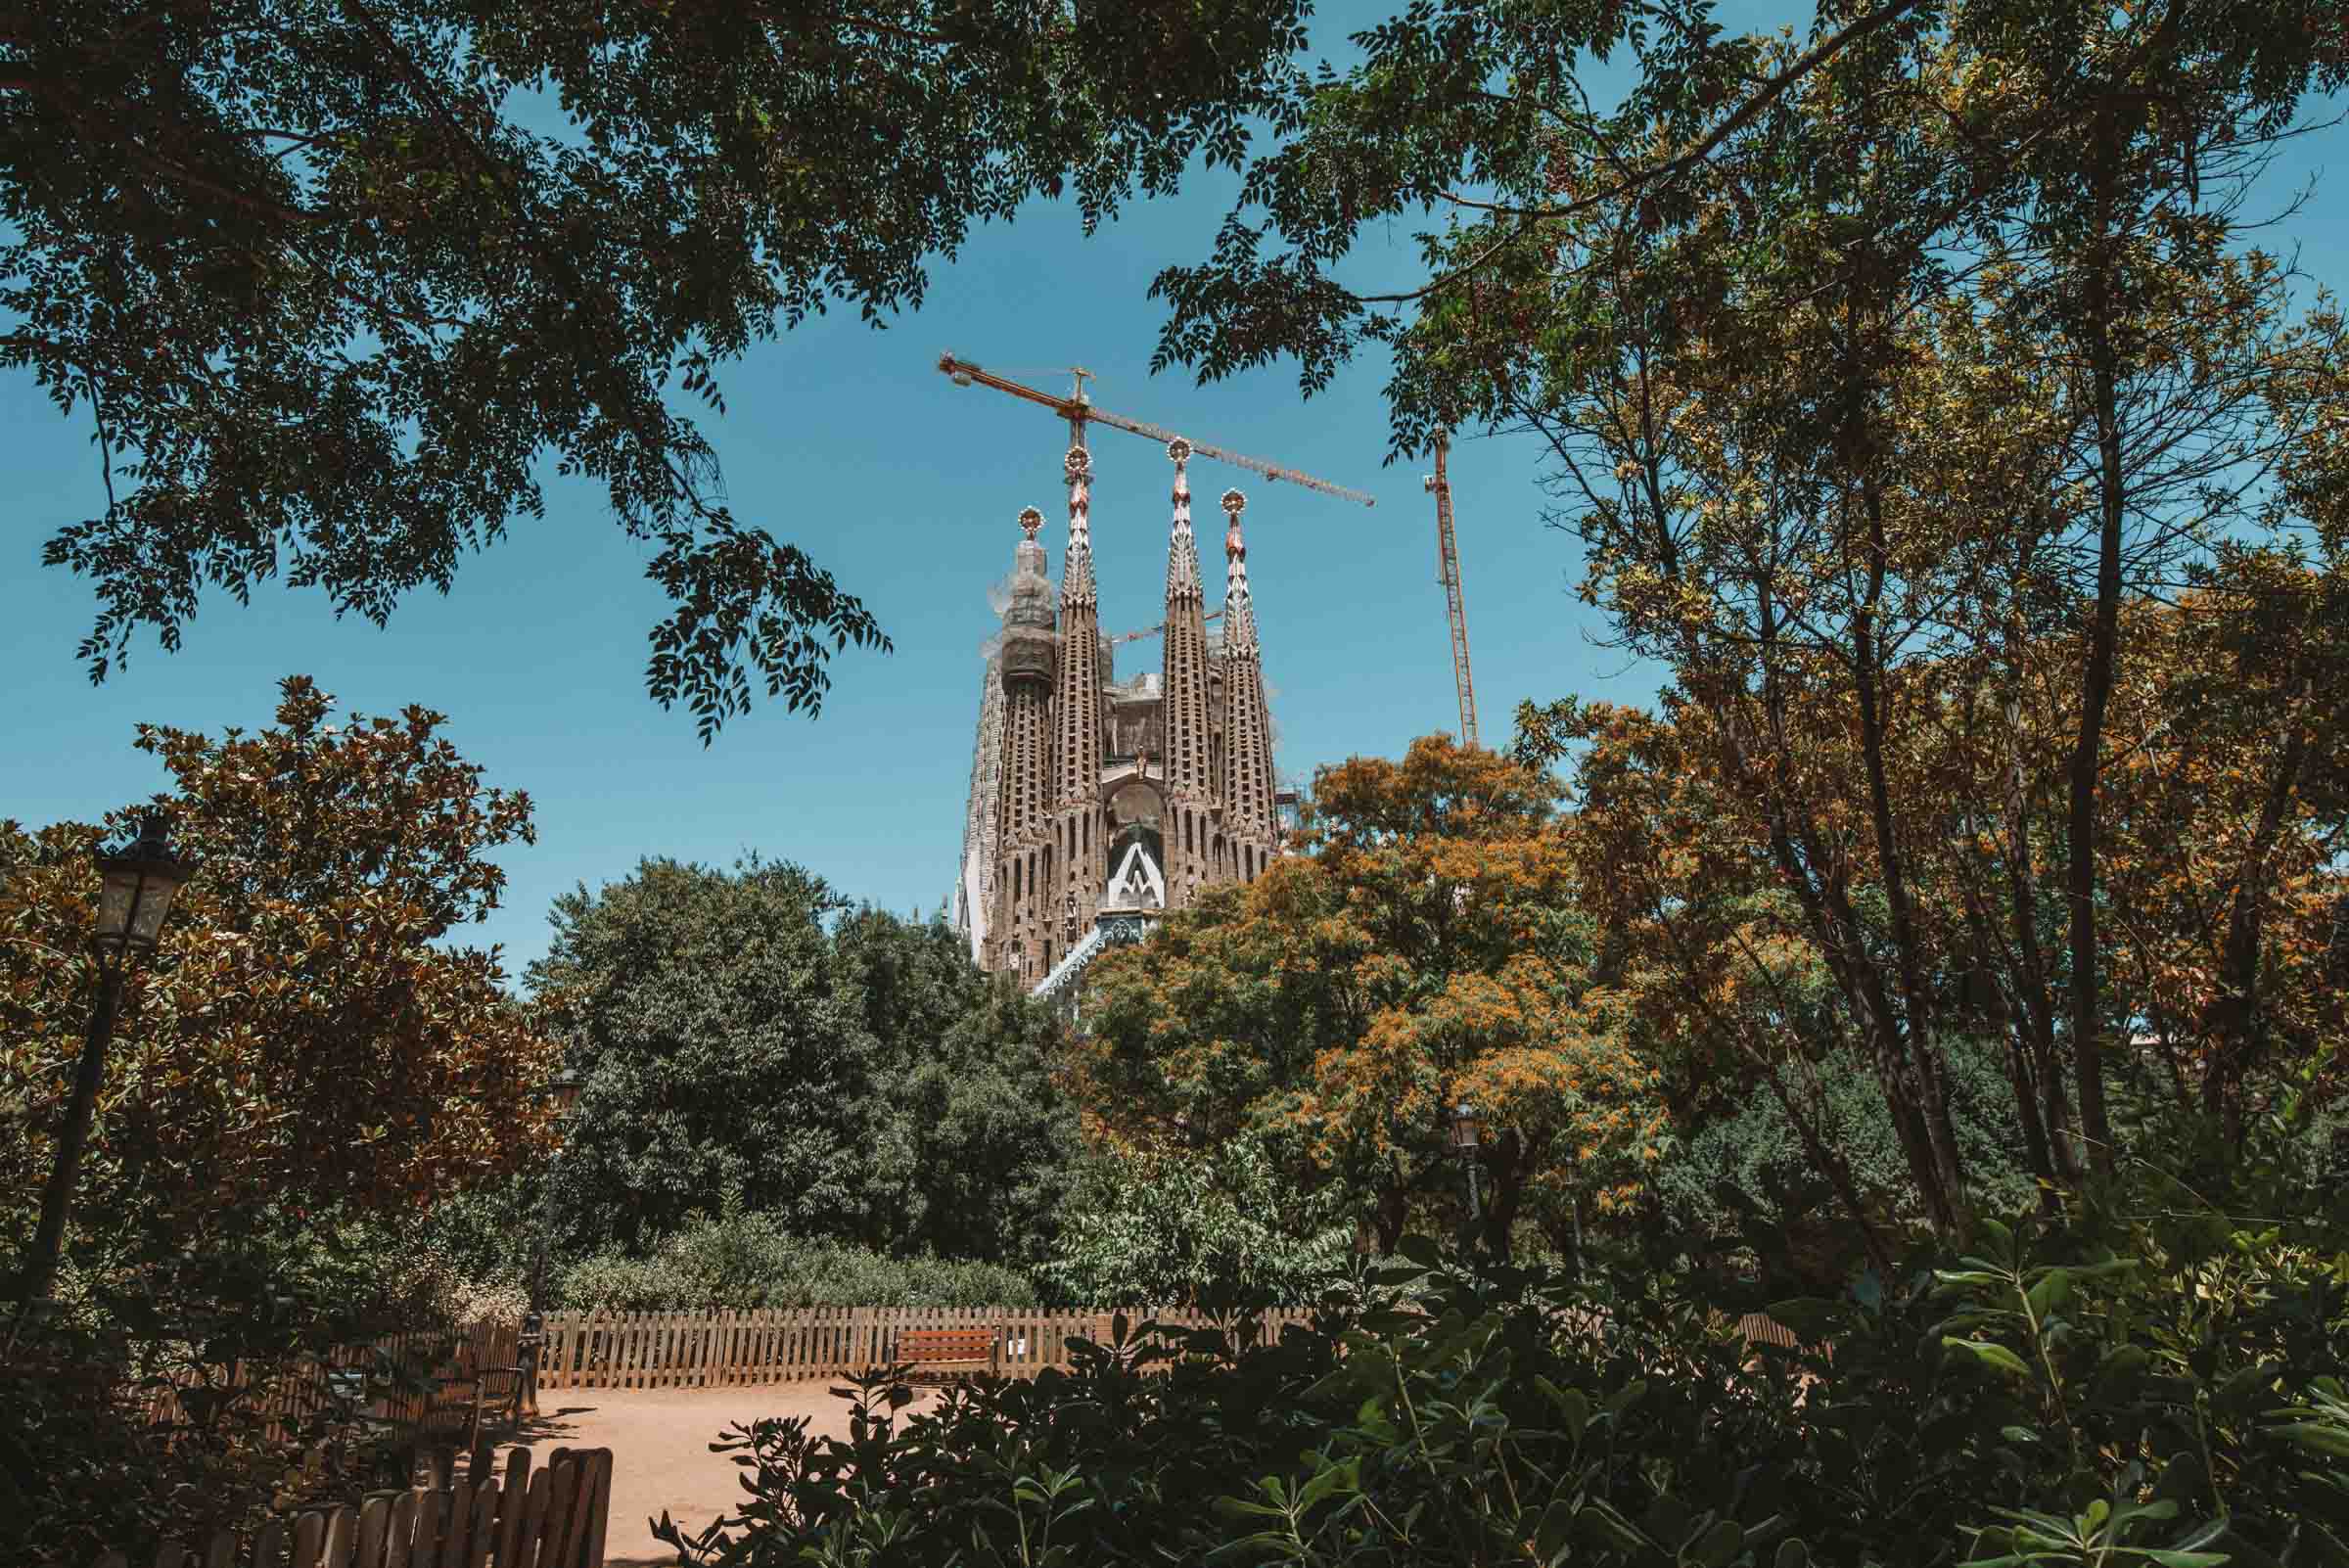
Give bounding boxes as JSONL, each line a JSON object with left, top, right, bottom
{"left": 2199, "top": 710, "right": 2311, "bottom": 1143}
{"left": 1481, "top": 1132, "right": 1525, "bottom": 1262}
{"left": 1994, "top": 691, "right": 2076, "bottom": 1178}
{"left": 2065, "top": 111, "right": 2127, "bottom": 1178}
{"left": 1850, "top": 527, "right": 1967, "bottom": 1216}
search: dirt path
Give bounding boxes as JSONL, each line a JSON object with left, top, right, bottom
{"left": 491, "top": 1384, "right": 944, "bottom": 1566}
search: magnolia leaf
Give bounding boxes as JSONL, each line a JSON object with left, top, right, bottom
{"left": 1945, "top": 1337, "right": 2034, "bottom": 1379}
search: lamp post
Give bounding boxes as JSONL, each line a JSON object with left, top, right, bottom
{"left": 519, "top": 1068, "right": 581, "bottom": 1415}
{"left": 1450, "top": 1101, "right": 1483, "bottom": 1241}
{"left": 20, "top": 816, "right": 193, "bottom": 1313}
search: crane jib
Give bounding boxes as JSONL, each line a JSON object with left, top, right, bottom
{"left": 937, "top": 352, "right": 1377, "bottom": 510}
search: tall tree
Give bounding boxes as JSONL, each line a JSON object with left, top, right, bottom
{"left": 5, "top": 0, "right": 1310, "bottom": 738}
{"left": 529, "top": 864, "right": 1077, "bottom": 1262}
{"left": 1, "top": 675, "right": 560, "bottom": 1281}
{"left": 1218, "top": 2, "right": 2347, "bottom": 1224}
{"left": 1076, "top": 736, "right": 1665, "bottom": 1260}
{"left": 529, "top": 857, "right": 868, "bottom": 1254}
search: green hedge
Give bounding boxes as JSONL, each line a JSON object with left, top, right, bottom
{"left": 554, "top": 1212, "right": 1038, "bottom": 1309}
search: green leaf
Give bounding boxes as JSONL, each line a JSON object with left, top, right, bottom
{"left": 2213, "top": 1362, "right": 2280, "bottom": 1419}
{"left": 1537, "top": 1376, "right": 1590, "bottom": 1440}
{"left": 1945, "top": 1337, "right": 2034, "bottom": 1379}
{"left": 2270, "top": 1421, "right": 2349, "bottom": 1457}
{"left": 1536, "top": 1499, "right": 1580, "bottom": 1562}
{"left": 1212, "top": 1495, "right": 1286, "bottom": 1522}
{"left": 1691, "top": 1518, "right": 1745, "bottom": 1567}
{"left": 1763, "top": 1298, "right": 1841, "bottom": 1342}
{"left": 1774, "top": 1541, "right": 1811, "bottom": 1568}
{"left": 1580, "top": 1499, "right": 1654, "bottom": 1555}
{"left": 1606, "top": 1377, "right": 1648, "bottom": 1416}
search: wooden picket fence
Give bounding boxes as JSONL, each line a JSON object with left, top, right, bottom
{"left": 531, "top": 1305, "right": 1812, "bottom": 1391}
{"left": 89, "top": 1446, "right": 612, "bottom": 1568}
{"left": 130, "top": 1323, "right": 523, "bottom": 1447}
{"left": 536, "top": 1305, "right": 1319, "bottom": 1390}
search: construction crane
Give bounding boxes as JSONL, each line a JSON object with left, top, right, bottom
{"left": 1423, "top": 431, "right": 1480, "bottom": 750}
{"left": 938, "top": 353, "right": 1377, "bottom": 509}
{"left": 1110, "top": 609, "right": 1223, "bottom": 647}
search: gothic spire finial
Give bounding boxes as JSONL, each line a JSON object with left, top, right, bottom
{"left": 1165, "top": 437, "right": 1201, "bottom": 599}
{"left": 1221, "top": 488, "right": 1248, "bottom": 563}
{"left": 1018, "top": 505, "right": 1042, "bottom": 540}
{"left": 1062, "top": 444, "right": 1096, "bottom": 606}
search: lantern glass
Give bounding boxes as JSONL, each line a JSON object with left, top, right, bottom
{"left": 93, "top": 821, "right": 191, "bottom": 960}
{"left": 546, "top": 1070, "right": 582, "bottom": 1115}
{"left": 1450, "top": 1102, "right": 1480, "bottom": 1149}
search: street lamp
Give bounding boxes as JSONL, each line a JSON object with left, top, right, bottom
{"left": 20, "top": 815, "right": 194, "bottom": 1312}
{"left": 1451, "top": 1101, "right": 1483, "bottom": 1234}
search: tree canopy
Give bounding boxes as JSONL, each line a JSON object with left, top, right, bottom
{"left": 528, "top": 859, "right": 1080, "bottom": 1264}
{"left": 1074, "top": 735, "right": 1664, "bottom": 1260}
{"left": 1, "top": 675, "right": 560, "bottom": 1290}
{"left": 5, "top": 0, "right": 1309, "bottom": 739}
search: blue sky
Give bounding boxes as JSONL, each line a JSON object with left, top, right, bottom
{"left": 5, "top": 5, "right": 2343, "bottom": 985}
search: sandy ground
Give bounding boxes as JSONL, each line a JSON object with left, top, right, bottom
{"left": 487, "top": 1384, "right": 945, "bottom": 1566}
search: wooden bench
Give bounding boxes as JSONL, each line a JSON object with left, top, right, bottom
{"left": 894, "top": 1327, "right": 996, "bottom": 1383}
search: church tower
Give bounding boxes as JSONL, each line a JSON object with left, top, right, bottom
{"left": 1220, "top": 488, "right": 1278, "bottom": 879}
{"left": 1159, "top": 438, "right": 1218, "bottom": 907}
{"left": 1044, "top": 445, "right": 1108, "bottom": 974}
{"left": 988, "top": 505, "right": 1056, "bottom": 983}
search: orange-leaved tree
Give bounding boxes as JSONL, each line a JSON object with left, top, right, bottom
{"left": 0, "top": 676, "right": 562, "bottom": 1297}
{"left": 1072, "top": 735, "right": 1665, "bottom": 1260}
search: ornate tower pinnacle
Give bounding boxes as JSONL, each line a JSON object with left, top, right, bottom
{"left": 1048, "top": 444, "right": 1107, "bottom": 967}
{"left": 1060, "top": 445, "right": 1096, "bottom": 608}
{"left": 1165, "top": 438, "right": 1201, "bottom": 597}
{"left": 1221, "top": 487, "right": 1276, "bottom": 866}
{"left": 1221, "top": 488, "right": 1259, "bottom": 655}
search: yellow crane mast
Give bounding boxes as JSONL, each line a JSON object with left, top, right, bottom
{"left": 1424, "top": 431, "right": 1479, "bottom": 750}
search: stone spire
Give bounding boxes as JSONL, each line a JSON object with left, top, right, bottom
{"left": 989, "top": 504, "right": 1057, "bottom": 981}
{"left": 1059, "top": 443, "right": 1097, "bottom": 609}
{"left": 1159, "top": 438, "right": 1218, "bottom": 902}
{"left": 1046, "top": 445, "right": 1107, "bottom": 970}
{"left": 1165, "top": 438, "right": 1203, "bottom": 598}
{"left": 1220, "top": 488, "right": 1276, "bottom": 870}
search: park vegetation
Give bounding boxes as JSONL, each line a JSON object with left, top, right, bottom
{"left": 7, "top": 0, "right": 2349, "bottom": 1564}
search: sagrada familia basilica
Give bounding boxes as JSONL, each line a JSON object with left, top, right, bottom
{"left": 951, "top": 438, "right": 1286, "bottom": 999}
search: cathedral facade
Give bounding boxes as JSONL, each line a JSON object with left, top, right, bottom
{"left": 951, "top": 438, "right": 1282, "bottom": 992}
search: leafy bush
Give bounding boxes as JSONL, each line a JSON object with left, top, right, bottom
{"left": 554, "top": 1212, "right": 1038, "bottom": 1310}
{"left": 1652, "top": 1033, "right": 2038, "bottom": 1273}
{"left": 0, "top": 1204, "right": 464, "bottom": 1564}
{"left": 1036, "top": 1136, "right": 1361, "bottom": 1311}
{"left": 654, "top": 1172, "right": 2349, "bottom": 1568}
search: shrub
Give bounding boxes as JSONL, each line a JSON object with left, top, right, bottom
{"left": 0, "top": 1205, "right": 463, "bottom": 1564}
{"left": 653, "top": 1175, "right": 2349, "bottom": 1568}
{"left": 554, "top": 1212, "right": 1039, "bottom": 1310}
{"left": 1036, "top": 1137, "right": 1360, "bottom": 1311}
